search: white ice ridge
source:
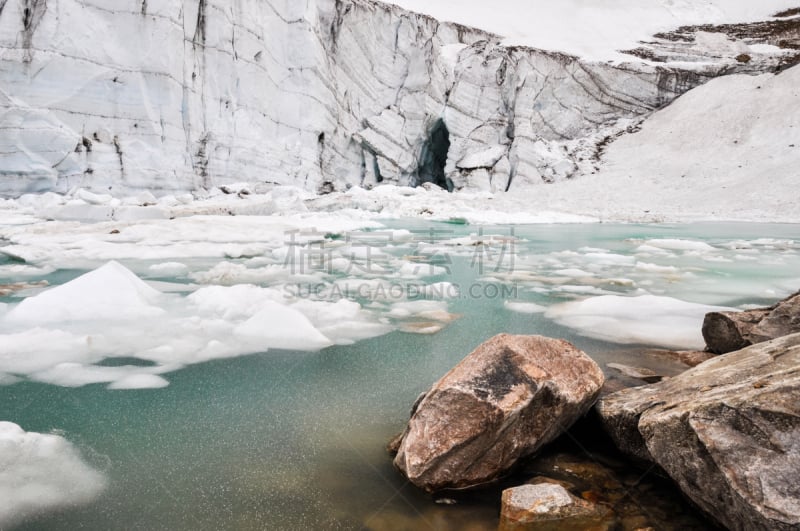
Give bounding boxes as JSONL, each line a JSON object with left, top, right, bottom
{"left": 545, "top": 295, "right": 734, "bottom": 350}
{"left": 0, "top": 422, "right": 107, "bottom": 528}
{"left": 0, "top": 0, "right": 793, "bottom": 200}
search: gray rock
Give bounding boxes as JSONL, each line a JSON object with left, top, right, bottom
{"left": 393, "top": 334, "right": 604, "bottom": 492}
{"left": 703, "top": 291, "right": 800, "bottom": 354}
{"left": 597, "top": 333, "right": 800, "bottom": 531}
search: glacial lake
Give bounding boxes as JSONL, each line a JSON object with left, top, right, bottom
{"left": 1, "top": 221, "right": 798, "bottom": 530}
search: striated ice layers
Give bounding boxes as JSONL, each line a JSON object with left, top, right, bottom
{"left": 0, "top": 422, "right": 107, "bottom": 528}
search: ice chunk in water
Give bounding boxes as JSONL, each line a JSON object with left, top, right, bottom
{"left": 290, "top": 298, "right": 391, "bottom": 344}
{"left": 644, "top": 239, "right": 715, "bottom": 252}
{"left": 0, "top": 329, "right": 95, "bottom": 374}
{"left": 0, "top": 264, "right": 56, "bottom": 279}
{"left": 148, "top": 262, "right": 189, "bottom": 276}
{"left": 107, "top": 374, "right": 170, "bottom": 390}
{"left": 188, "top": 284, "right": 286, "bottom": 320}
{"left": 6, "top": 261, "right": 163, "bottom": 324}
{"left": 545, "top": 295, "right": 733, "bottom": 350}
{"left": 0, "top": 422, "right": 106, "bottom": 528}
{"left": 504, "top": 301, "right": 547, "bottom": 314}
{"left": 234, "top": 301, "right": 334, "bottom": 351}
{"left": 554, "top": 268, "right": 594, "bottom": 277}
{"left": 0, "top": 259, "right": 408, "bottom": 389}
{"left": 388, "top": 300, "right": 448, "bottom": 318}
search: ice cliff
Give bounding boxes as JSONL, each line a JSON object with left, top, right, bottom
{"left": 0, "top": 0, "right": 794, "bottom": 196}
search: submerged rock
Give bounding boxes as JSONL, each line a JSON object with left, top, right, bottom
{"left": 597, "top": 333, "right": 800, "bottom": 530}
{"left": 393, "top": 334, "right": 604, "bottom": 492}
{"left": 499, "top": 483, "right": 614, "bottom": 531}
{"left": 516, "top": 444, "right": 717, "bottom": 529}
{"left": 648, "top": 349, "right": 716, "bottom": 368}
{"left": 0, "top": 280, "right": 48, "bottom": 297}
{"left": 703, "top": 291, "right": 800, "bottom": 354}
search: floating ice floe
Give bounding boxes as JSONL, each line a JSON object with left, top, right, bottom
{"left": 389, "top": 300, "right": 462, "bottom": 334}
{"left": 0, "top": 422, "right": 106, "bottom": 528}
{"left": 0, "top": 212, "right": 383, "bottom": 267}
{"left": 147, "top": 262, "right": 190, "bottom": 276}
{"left": 504, "top": 301, "right": 547, "bottom": 314}
{"left": 545, "top": 294, "right": 734, "bottom": 350}
{"left": 0, "top": 264, "right": 56, "bottom": 279}
{"left": 234, "top": 301, "right": 335, "bottom": 351}
{"left": 641, "top": 239, "right": 716, "bottom": 253}
{"left": 0, "top": 262, "right": 398, "bottom": 389}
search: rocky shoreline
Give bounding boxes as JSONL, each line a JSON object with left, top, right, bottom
{"left": 389, "top": 291, "right": 800, "bottom": 530}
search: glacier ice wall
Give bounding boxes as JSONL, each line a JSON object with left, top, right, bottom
{"left": 0, "top": 0, "right": 743, "bottom": 196}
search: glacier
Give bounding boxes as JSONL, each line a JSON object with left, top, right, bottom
{"left": 1, "top": 0, "right": 796, "bottom": 198}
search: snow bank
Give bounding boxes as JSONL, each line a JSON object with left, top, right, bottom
{"left": 0, "top": 422, "right": 106, "bottom": 527}
{"left": 545, "top": 295, "right": 733, "bottom": 349}
{"left": 581, "top": 65, "right": 800, "bottom": 222}
{"left": 387, "top": 0, "right": 796, "bottom": 61}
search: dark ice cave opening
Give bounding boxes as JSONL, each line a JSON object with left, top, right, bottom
{"left": 417, "top": 119, "right": 452, "bottom": 191}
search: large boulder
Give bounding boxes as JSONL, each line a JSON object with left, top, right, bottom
{"left": 703, "top": 290, "right": 800, "bottom": 354}
{"left": 393, "top": 334, "right": 605, "bottom": 492}
{"left": 597, "top": 333, "right": 800, "bottom": 531}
